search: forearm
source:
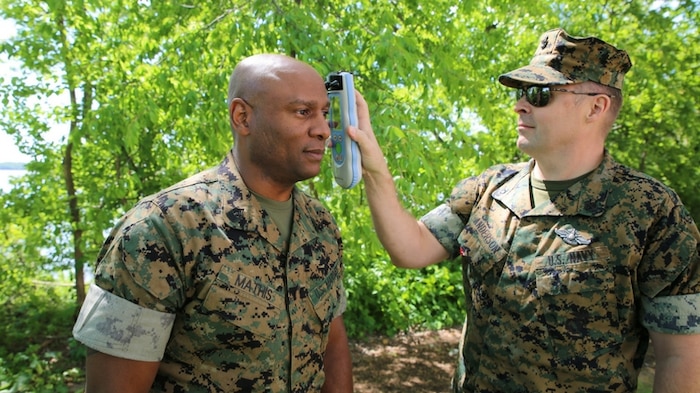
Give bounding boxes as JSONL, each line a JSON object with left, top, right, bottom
{"left": 650, "top": 331, "right": 700, "bottom": 393}
{"left": 85, "top": 350, "right": 160, "bottom": 393}
{"left": 363, "top": 166, "right": 413, "bottom": 261}
{"left": 653, "top": 357, "right": 700, "bottom": 393}
{"left": 363, "top": 165, "right": 447, "bottom": 268}
{"left": 321, "top": 317, "right": 353, "bottom": 393}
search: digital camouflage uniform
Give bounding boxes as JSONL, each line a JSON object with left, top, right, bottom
{"left": 421, "top": 153, "right": 700, "bottom": 392}
{"left": 73, "top": 151, "right": 346, "bottom": 392}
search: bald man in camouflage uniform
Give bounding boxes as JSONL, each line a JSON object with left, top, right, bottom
{"left": 73, "top": 54, "right": 353, "bottom": 392}
{"left": 351, "top": 28, "right": 700, "bottom": 392}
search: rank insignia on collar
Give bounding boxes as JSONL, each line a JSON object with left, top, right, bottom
{"left": 555, "top": 227, "right": 592, "bottom": 246}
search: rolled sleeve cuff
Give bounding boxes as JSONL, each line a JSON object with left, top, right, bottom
{"left": 641, "top": 293, "right": 700, "bottom": 334}
{"left": 72, "top": 284, "right": 176, "bottom": 361}
{"left": 420, "top": 204, "right": 463, "bottom": 259}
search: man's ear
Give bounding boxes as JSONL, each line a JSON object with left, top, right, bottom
{"left": 229, "top": 98, "right": 250, "bottom": 133}
{"left": 587, "top": 95, "right": 611, "bottom": 123}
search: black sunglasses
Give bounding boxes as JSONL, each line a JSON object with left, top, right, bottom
{"left": 516, "top": 86, "right": 615, "bottom": 107}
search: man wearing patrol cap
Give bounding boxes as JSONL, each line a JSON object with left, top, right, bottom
{"left": 351, "top": 28, "right": 700, "bottom": 392}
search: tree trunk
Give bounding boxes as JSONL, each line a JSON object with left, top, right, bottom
{"left": 63, "top": 140, "right": 86, "bottom": 304}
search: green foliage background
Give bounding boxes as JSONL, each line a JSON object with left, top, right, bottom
{"left": 0, "top": 0, "right": 697, "bottom": 390}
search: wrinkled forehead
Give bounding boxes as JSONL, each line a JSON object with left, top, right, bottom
{"left": 263, "top": 69, "right": 328, "bottom": 106}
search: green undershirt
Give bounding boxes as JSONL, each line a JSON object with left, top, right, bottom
{"left": 251, "top": 191, "right": 294, "bottom": 252}
{"left": 530, "top": 171, "right": 592, "bottom": 208}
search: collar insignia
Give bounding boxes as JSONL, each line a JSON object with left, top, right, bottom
{"left": 555, "top": 227, "right": 592, "bottom": 246}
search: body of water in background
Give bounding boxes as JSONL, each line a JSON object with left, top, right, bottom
{"left": 0, "top": 169, "right": 26, "bottom": 191}
{"left": 0, "top": 168, "right": 95, "bottom": 283}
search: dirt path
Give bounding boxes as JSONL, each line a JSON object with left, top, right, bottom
{"left": 350, "top": 328, "right": 461, "bottom": 392}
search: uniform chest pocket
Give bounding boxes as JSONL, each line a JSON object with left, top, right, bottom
{"left": 535, "top": 260, "right": 622, "bottom": 358}
{"left": 201, "top": 265, "right": 284, "bottom": 340}
{"left": 536, "top": 263, "right": 613, "bottom": 296}
{"left": 307, "top": 264, "right": 342, "bottom": 337}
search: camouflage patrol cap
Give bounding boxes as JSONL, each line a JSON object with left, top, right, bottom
{"left": 499, "top": 28, "right": 632, "bottom": 89}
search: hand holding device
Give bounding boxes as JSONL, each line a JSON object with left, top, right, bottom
{"left": 325, "top": 71, "right": 362, "bottom": 189}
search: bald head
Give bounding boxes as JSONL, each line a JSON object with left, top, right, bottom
{"left": 227, "top": 54, "right": 320, "bottom": 108}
